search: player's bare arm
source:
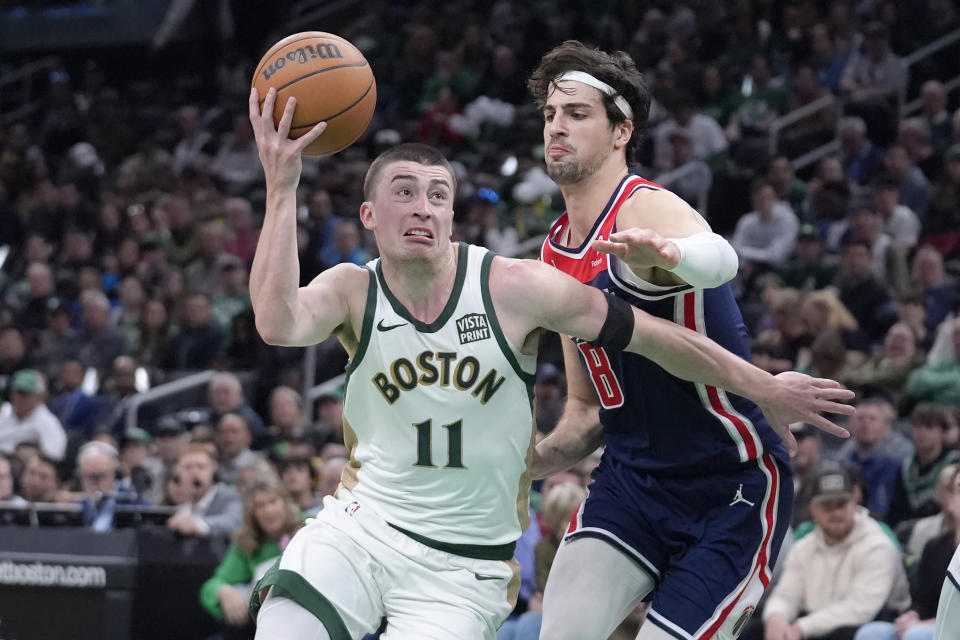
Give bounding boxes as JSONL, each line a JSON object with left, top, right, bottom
{"left": 491, "top": 257, "right": 854, "bottom": 453}
{"left": 248, "top": 86, "right": 364, "bottom": 347}
{"left": 530, "top": 334, "right": 603, "bottom": 480}
{"left": 593, "top": 189, "right": 739, "bottom": 289}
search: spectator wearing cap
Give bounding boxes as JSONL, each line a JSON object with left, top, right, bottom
{"left": 166, "top": 443, "right": 242, "bottom": 537}
{"left": 280, "top": 456, "right": 322, "bottom": 516}
{"left": 761, "top": 467, "right": 910, "bottom": 640}
{"left": 834, "top": 396, "right": 913, "bottom": 518}
{"left": 48, "top": 358, "right": 101, "bottom": 436}
{"left": 778, "top": 225, "right": 837, "bottom": 291}
{"left": 75, "top": 440, "right": 147, "bottom": 531}
{"left": 161, "top": 292, "right": 224, "bottom": 370}
{"left": 839, "top": 117, "right": 885, "bottom": 186}
{"left": 927, "top": 144, "right": 960, "bottom": 236}
{"left": 0, "top": 369, "right": 66, "bottom": 461}
{"left": 855, "top": 467, "right": 960, "bottom": 640}
{"left": 906, "top": 317, "right": 960, "bottom": 408}
{"left": 731, "top": 181, "right": 800, "bottom": 274}
{"left": 887, "top": 405, "right": 960, "bottom": 527}
{"left": 215, "top": 413, "right": 261, "bottom": 486}
{"left": 655, "top": 126, "right": 713, "bottom": 210}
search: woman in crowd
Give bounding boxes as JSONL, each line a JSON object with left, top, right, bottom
{"left": 199, "top": 482, "right": 302, "bottom": 638}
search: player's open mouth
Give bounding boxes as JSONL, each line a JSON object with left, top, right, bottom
{"left": 404, "top": 228, "right": 434, "bottom": 239}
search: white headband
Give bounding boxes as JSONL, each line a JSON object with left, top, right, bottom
{"left": 553, "top": 70, "right": 634, "bottom": 120}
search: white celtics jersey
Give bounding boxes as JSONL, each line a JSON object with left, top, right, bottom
{"left": 341, "top": 243, "right": 537, "bottom": 548}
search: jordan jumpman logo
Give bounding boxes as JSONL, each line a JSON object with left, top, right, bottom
{"left": 729, "top": 484, "right": 755, "bottom": 507}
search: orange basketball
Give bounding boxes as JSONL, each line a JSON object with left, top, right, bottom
{"left": 252, "top": 32, "right": 376, "bottom": 157}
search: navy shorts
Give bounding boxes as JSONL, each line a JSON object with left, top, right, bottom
{"left": 566, "top": 451, "right": 793, "bottom": 640}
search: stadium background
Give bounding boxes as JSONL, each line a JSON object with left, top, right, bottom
{"left": 1, "top": 0, "right": 960, "bottom": 639}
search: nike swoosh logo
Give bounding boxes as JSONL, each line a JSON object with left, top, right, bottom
{"left": 377, "top": 320, "right": 408, "bottom": 331}
{"left": 474, "top": 574, "right": 502, "bottom": 581}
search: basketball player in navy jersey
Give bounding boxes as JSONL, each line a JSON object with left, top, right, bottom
{"left": 527, "top": 42, "right": 834, "bottom": 640}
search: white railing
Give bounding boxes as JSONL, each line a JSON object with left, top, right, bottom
{"left": 769, "top": 93, "right": 839, "bottom": 156}
{"left": 124, "top": 370, "right": 217, "bottom": 432}
{"left": 898, "top": 28, "right": 960, "bottom": 117}
{"left": 0, "top": 57, "right": 60, "bottom": 125}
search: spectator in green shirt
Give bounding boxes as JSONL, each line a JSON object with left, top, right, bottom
{"left": 199, "top": 482, "right": 302, "bottom": 631}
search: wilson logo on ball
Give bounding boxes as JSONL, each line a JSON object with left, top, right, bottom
{"left": 261, "top": 43, "right": 344, "bottom": 81}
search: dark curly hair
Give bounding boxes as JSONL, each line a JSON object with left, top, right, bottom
{"left": 527, "top": 40, "right": 651, "bottom": 164}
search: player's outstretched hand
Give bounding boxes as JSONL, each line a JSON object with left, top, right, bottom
{"left": 593, "top": 229, "right": 681, "bottom": 272}
{"left": 757, "top": 371, "right": 855, "bottom": 454}
{"left": 249, "top": 86, "right": 327, "bottom": 193}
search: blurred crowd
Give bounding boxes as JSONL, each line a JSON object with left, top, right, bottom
{"left": 2, "top": 0, "right": 960, "bottom": 639}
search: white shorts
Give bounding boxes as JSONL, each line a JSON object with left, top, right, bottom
{"left": 252, "top": 490, "right": 519, "bottom": 640}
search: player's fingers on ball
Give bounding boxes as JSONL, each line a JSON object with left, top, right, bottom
{"left": 263, "top": 86, "right": 277, "bottom": 120}
{"left": 278, "top": 97, "right": 297, "bottom": 138}
{"left": 298, "top": 121, "right": 328, "bottom": 150}
{"left": 249, "top": 87, "right": 260, "bottom": 122}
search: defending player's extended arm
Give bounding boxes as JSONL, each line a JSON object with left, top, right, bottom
{"left": 594, "top": 187, "right": 738, "bottom": 289}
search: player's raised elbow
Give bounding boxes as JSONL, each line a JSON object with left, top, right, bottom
{"left": 254, "top": 314, "right": 294, "bottom": 346}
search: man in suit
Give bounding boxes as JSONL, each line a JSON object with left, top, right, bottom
{"left": 166, "top": 443, "right": 242, "bottom": 537}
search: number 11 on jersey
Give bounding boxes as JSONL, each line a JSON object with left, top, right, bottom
{"left": 412, "top": 419, "right": 465, "bottom": 468}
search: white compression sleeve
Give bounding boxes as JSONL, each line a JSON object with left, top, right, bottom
{"left": 667, "top": 232, "right": 739, "bottom": 289}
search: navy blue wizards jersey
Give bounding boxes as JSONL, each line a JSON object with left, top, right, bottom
{"left": 541, "top": 174, "right": 787, "bottom": 474}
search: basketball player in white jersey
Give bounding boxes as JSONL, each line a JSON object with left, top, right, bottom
{"left": 934, "top": 468, "right": 960, "bottom": 640}
{"left": 246, "top": 86, "right": 853, "bottom": 640}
